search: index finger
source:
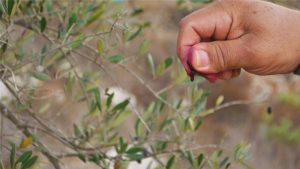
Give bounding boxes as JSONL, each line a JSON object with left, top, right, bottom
{"left": 177, "top": 2, "right": 233, "bottom": 75}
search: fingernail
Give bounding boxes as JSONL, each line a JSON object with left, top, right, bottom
{"left": 192, "top": 50, "right": 209, "bottom": 70}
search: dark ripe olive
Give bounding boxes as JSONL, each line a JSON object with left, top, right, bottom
{"left": 267, "top": 106, "right": 272, "bottom": 114}
{"left": 187, "top": 48, "right": 195, "bottom": 81}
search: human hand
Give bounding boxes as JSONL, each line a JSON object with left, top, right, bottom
{"left": 177, "top": 0, "right": 300, "bottom": 82}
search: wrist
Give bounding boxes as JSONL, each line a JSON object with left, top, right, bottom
{"left": 291, "top": 10, "right": 300, "bottom": 74}
{"left": 289, "top": 10, "right": 300, "bottom": 64}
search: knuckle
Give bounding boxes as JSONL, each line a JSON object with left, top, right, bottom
{"left": 179, "top": 18, "right": 187, "bottom": 28}
{"left": 179, "top": 17, "right": 193, "bottom": 29}
{"left": 212, "top": 42, "right": 227, "bottom": 71}
{"left": 242, "top": 40, "right": 259, "bottom": 67}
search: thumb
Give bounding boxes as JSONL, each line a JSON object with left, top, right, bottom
{"left": 189, "top": 40, "right": 247, "bottom": 74}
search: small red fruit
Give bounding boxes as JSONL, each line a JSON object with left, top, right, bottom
{"left": 186, "top": 47, "right": 219, "bottom": 83}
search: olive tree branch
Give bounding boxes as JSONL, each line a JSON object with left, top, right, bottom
{"left": 0, "top": 77, "right": 111, "bottom": 166}
{"left": 41, "top": 32, "right": 92, "bottom": 107}
{"left": 72, "top": 50, "right": 152, "bottom": 133}
{"left": 0, "top": 103, "right": 61, "bottom": 169}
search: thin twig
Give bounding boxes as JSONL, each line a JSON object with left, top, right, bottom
{"left": 0, "top": 103, "right": 61, "bottom": 169}
{"left": 120, "top": 64, "right": 169, "bottom": 105}
{"left": 157, "top": 83, "right": 177, "bottom": 95}
{"left": 55, "top": 143, "right": 221, "bottom": 161}
{"left": 199, "top": 100, "right": 256, "bottom": 118}
{"left": 0, "top": 109, "right": 3, "bottom": 158}
{"left": 42, "top": 32, "right": 91, "bottom": 107}
{"left": 73, "top": 50, "right": 152, "bottom": 132}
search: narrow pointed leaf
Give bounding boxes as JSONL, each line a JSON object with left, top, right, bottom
{"left": 166, "top": 155, "right": 175, "bottom": 169}
{"left": 126, "top": 147, "right": 144, "bottom": 154}
{"left": 32, "top": 72, "right": 51, "bottom": 81}
{"left": 21, "top": 156, "right": 38, "bottom": 169}
{"left": 139, "top": 39, "right": 150, "bottom": 55}
{"left": 106, "top": 93, "right": 114, "bottom": 109}
{"left": 97, "top": 39, "right": 105, "bottom": 55}
{"left": 16, "top": 151, "right": 32, "bottom": 164}
{"left": 216, "top": 95, "right": 224, "bottom": 106}
{"left": 68, "top": 12, "right": 77, "bottom": 30}
{"left": 219, "top": 157, "right": 229, "bottom": 168}
{"left": 127, "top": 27, "right": 142, "bottom": 41}
{"left": 19, "top": 137, "right": 33, "bottom": 149}
{"left": 10, "top": 143, "right": 16, "bottom": 169}
{"left": 147, "top": 54, "right": 155, "bottom": 77}
{"left": 108, "top": 55, "right": 124, "bottom": 64}
{"left": 112, "top": 99, "right": 129, "bottom": 113}
{"left": 94, "top": 89, "right": 102, "bottom": 112}
{"left": 7, "top": 0, "right": 14, "bottom": 16}
{"left": 40, "top": 17, "right": 47, "bottom": 32}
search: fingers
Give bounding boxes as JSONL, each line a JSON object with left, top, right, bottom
{"left": 200, "top": 69, "right": 241, "bottom": 83}
{"left": 205, "top": 74, "right": 220, "bottom": 83}
{"left": 218, "top": 69, "right": 241, "bottom": 80}
{"left": 189, "top": 39, "right": 248, "bottom": 74}
{"left": 177, "top": 22, "right": 201, "bottom": 77}
{"left": 218, "top": 70, "right": 233, "bottom": 80}
{"left": 177, "top": 2, "right": 234, "bottom": 76}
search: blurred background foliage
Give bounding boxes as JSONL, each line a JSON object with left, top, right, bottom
{"left": 0, "top": 0, "right": 300, "bottom": 169}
